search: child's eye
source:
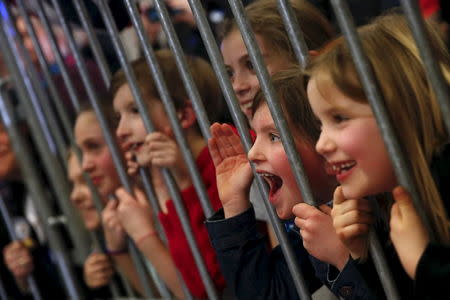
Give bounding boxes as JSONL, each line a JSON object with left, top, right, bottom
{"left": 246, "top": 60, "right": 254, "bottom": 71}
{"left": 269, "top": 133, "right": 281, "bottom": 142}
{"left": 131, "top": 106, "right": 140, "bottom": 114}
{"left": 332, "top": 114, "right": 348, "bottom": 123}
{"left": 225, "top": 66, "right": 234, "bottom": 79}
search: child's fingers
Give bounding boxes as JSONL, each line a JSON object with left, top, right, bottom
{"left": 208, "top": 137, "right": 223, "bottom": 167}
{"left": 319, "top": 204, "right": 332, "bottom": 215}
{"left": 292, "top": 203, "right": 318, "bottom": 219}
{"left": 134, "top": 188, "right": 149, "bottom": 206}
{"left": 333, "top": 186, "right": 346, "bottom": 205}
{"left": 392, "top": 186, "right": 415, "bottom": 216}
{"left": 115, "top": 188, "right": 134, "bottom": 204}
{"left": 294, "top": 217, "right": 305, "bottom": 229}
{"left": 104, "top": 197, "right": 118, "bottom": 210}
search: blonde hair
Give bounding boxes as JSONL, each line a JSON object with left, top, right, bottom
{"left": 222, "top": 0, "right": 334, "bottom": 63}
{"left": 307, "top": 13, "right": 450, "bottom": 244}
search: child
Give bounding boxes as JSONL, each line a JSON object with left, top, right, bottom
{"left": 219, "top": 0, "right": 335, "bottom": 241}
{"left": 67, "top": 150, "right": 116, "bottom": 294}
{"left": 306, "top": 13, "right": 450, "bottom": 299}
{"left": 111, "top": 50, "right": 225, "bottom": 298}
{"left": 206, "top": 69, "right": 373, "bottom": 299}
{"left": 74, "top": 105, "right": 147, "bottom": 296}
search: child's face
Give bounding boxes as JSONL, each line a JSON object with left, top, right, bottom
{"left": 221, "top": 30, "right": 291, "bottom": 120}
{"left": 307, "top": 76, "right": 397, "bottom": 200}
{"left": 0, "top": 125, "right": 19, "bottom": 181}
{"left": 113, "top": 84, "right": 171, "bottom": 162}
{"left": 248, "top": 103, "right": 327, "bottom": 219}
{"left": 75, "top": 112, "right": 121, "bottom": 197}
{"left": 68, "top": 154, "right": 100, "bottom": 231}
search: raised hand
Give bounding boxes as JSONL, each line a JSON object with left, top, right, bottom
{"left": 83, "top": 253, "right": 114, "bottom": 289}
{"left": 208, "top": 123, "right": 253, "bottom": 218}
{"left": 390, "top": 186, "right": 429, "bottom": 279}
{"left": 293, "top": 203, "right": 349, "bottom": 270}
{"left": 331, "top": 186, "right": 375, "bottom": 260}
{"left": 102, "top": 198, "right": 127, "bottom": 252}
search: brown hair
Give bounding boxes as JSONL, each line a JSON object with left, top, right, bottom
{"left": 222, "top": 0, "right": 334, "bottom": 64}
{"left": 252, "top": 68, "right": 320, "bottom": 146}
{"left": 109, "top": 49, "right": 224, "bottom": 126}
{"left": 307, "top": 13, "right": 450, "bottom": 244}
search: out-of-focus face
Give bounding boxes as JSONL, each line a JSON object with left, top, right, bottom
{"left": 0, "top": 124, "right": 19, "bottom": 181}
{"left": 68, "top": 154, "right": 100, "bottom": 231}
{"left": 221, "top": 30, "right": 291, "bottom": 120}
{"left": 75, "top": 111, "right": 121, "bottom": 197}
{"left": 307, "top": 76, "right": 397, "bottom": 199}
{"left": 247, "top": 103, "right": 329, "bottom": 219}
{"left": 113, "top": 83, "right": 171, "bottom": 164}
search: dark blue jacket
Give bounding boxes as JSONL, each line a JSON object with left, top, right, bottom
{"left": 206, "top": 206, "right": 374, "bottom": 299}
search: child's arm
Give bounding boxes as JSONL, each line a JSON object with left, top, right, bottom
{"left": 293, "top": 203, "right": 349, "bottom": 270}
{"left": 390, "top": 186, "right": 430, "bottom": 279}
{"left": 101, "top": 198, "right": 146, "bottom": 296}
{"left": 115, "top": 187, "right": 185, "bottom": 298}
{"left": 208, "top": 123, "right": 253, "bottom": 217}
{"left": 331, "top": 186, "right": 375, "bottom": 260}
{"left": 3, "top": 241, "right": 34, "bottom": 293}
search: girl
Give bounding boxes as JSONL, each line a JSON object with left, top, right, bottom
{"left": 306, "top": 13, "right": 450, "bottom": 299}
{"left": 206, "top": 69, "right": 371, "bottom": 299}
{"left": 220, "top": 0, "right": 335, "bottom": 241}
{"left": 74, "top": 104, "right": 148, "bottom": 296}
{"left": 111, "top": 50, "right": 225, "bottom": 299}
{"left": 67, "top": 150, "right": 115, "bottom": 293}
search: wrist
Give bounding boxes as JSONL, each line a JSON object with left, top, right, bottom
{"left": 223, "top": 200, "right": 250, "bottom": 219}
{"left": 134, "top": 230, "right": 158, "bottom": 246}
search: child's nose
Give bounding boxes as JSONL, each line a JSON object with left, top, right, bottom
{"left": 315, "top": 131, "right": 335, "bottom": 156}
{"left": 247, "top": 140, "right": 264, "bottom": 163}
{"left": 81, "top": 158, "right": 94, "bottom": 173}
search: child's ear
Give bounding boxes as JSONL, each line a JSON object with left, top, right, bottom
{"left": 178, "top": 100, "right": 197, "bottom": 129}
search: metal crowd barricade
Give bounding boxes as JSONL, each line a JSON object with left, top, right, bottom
{"left": 399, "top": 0, "right": 450, "bottom": 134}
{"left": 0, "top": 192, "right": 43, "bottom": 300}
{"left": 92, "top": 0, "right": 219, "bottom": 298}
{"left": 34, "top": 2, "right": 157, "bottom": 298}
{"left": 0, "top": 0, "right": 446, "bottom": 299}
{"left": 0, "top": 1, "right": 91, "bottom": 262}
{"left": 0, "top": 84, "right": 84, "bottom": 299}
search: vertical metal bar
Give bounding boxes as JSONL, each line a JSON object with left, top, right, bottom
{"left": 46, "top": 0, "right": 156, "bottom": 297}
{"left": 0, "top": 193, "right": 43, "bottom": 300}
{"left": 1, "top": 1, "right": 68, "bottom": 166}
{"left": 93, "top": 1, "right": 219, "bottom": 298}
{"left": 187, "top": 1, "right": 311, "bottom": 299}
{"left": 330, "top": 1, "right": 411, "bottom": 299}
{"left": 21, "top": 0, "right": 81, "bottom": 112}
{"left": 399, "top": 0, "right": 450, "bottom": 134}
{"left": 71, "top": 0, "right": 112, "bottom": 85}
{"left": 0, "top": 1, "right": 90, "bottom": 261}
{"left": 276, "top": 0, "right": 310, "bottom": 68}
{"left": 0, "top": 85, "right": 85, "bottom": 300}
{"left": 125, "top": 0, "right": 214, "bottom": 217}
{"left": 14, "top": 2, "right": 73, "bottom": 145}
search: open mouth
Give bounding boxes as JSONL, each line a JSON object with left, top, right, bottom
{"left": 259, "top": 172, "right": 283, "bottom": 198}
{"left": 131, "top": 142, "right": 144, "bottom": 153}
{"left": 327, "top": 161, "right": 356, "bottom": 175}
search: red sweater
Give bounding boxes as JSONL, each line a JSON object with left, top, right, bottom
{"left": 158, "top": 146, "right": 225, "bottom": 298}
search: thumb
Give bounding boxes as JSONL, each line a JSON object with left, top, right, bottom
{"left": 163, "top": 125, "right": 173, "bottom": 137}
{"left": 333, "top": 186, "right": 346, "bottom": 205}
{"left": 319, "top": 204, "right": 332, "bottom": 216}
{"left": 134, "top": 188, "right": 148, "bottom": 205}
{"left": 105, "top": 197, "right": 118, "bottom": 210}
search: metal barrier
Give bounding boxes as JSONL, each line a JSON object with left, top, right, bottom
{"left": 0, "top": 0, "right": 447, "bottom": 299}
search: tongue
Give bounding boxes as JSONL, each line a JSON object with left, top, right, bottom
{"left": 269, "top": 175, "right": 283, "bottom": 196}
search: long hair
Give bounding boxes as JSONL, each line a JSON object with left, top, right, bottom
{"left": 222, "top": 0, "right": 334, "bottom": 62}
{"left": 307, "top": 13, "right": 450, "bottom": 244}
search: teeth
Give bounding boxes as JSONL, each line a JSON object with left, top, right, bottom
{"left": 331, "top": 162, "right": 356, "bottom": 174}
{"left": 241, "top": 102, "right": 253, "bottom": 110}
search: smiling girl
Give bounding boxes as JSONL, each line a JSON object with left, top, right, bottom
{"left": 306, "top": 13, "right": 450, "bottom": 299}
